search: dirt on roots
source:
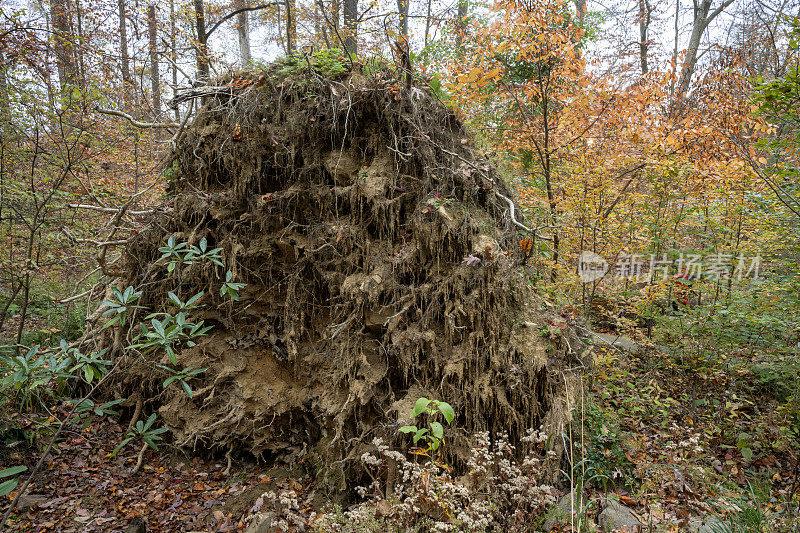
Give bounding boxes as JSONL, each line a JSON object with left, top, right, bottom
{"left": 103, "top": 58, "right": 586, "bottom": 492}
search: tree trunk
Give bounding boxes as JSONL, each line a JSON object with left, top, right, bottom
{"left": 194, "top": 0, "right": 210, "bottom": 81}
{"left": 0, "top": 51, "right": 11, "bottom": 130}
{"left": 670, "top": 0, "right": 680, "bottom": 95}
{"left": 574, "top": 0, "right": 587, "bottom": 21}
{"left": 397, "top": 0, "right": 409, "bottom": 38}
{"left": 74, "top": 0, "right": 87, "bottom": 94}
{"left": 118, "top": 0, "right": 133, "bottom": 109}
{"left": 424, "top": 0, "right": 432, "bottom": 46}
{"left": 541, "top": 85, "right": 559, "bottom": 281}
{"left": 677, "top": 0, "right": 711, "bottom": 97}
{"left": 170, "top": 0, "right": 179, "bottom": 119}
{"left": 343, "top": 0, "right": 357, "bottom": 54}
{"left": 677, "top": 0, "right": 734, "bottom": 97}
{"left": 638, "top": 0, "right": 651, "bottom": 75}
{"left": 148, "top": 5, "right": 161, "bottom": 118}
{"left": 287, "top": 0, "right": 297, "bottom": 54}
{"left": 455, "top": 0, "right": 467, "bottom": 55}
{"left": 234, "top": 0, "right": 252, "bottom": 63}
{"left": 332, "top": 0, "right": 340, "bottom": 29}
{"left": 50, "top": 0, "right": 78, "bottom": 95}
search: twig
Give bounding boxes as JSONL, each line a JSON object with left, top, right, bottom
{"left": 205, "top": 3, "right": 282, "bottom": 41}
{"left": 383, "top": 304, "right": 411, "bottom": 326}
{"left": 495, "top": 191, "right": 556, "bottom": 241}
{"left": 169, "top": 86, "right": 235, "bottom": 107}
{"left": 68, "top": 204, "right": 156, "bottom": 216}
{"left": 130, "top": 443, "right": 148, "bottom": 475}
{"left": 223, "top": 449, "right": 233, "bottom": 476}
{"left": 59, "top": 287, "right": 99, "bottom": 304}
{"left": 95, "top": 107, "right": 180, "bottom": 129}
{"left": 126, "top": 396, "right": 143, "bottom": 435}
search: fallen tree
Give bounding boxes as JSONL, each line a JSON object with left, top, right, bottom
{"left": 99, "top": 56, "right": 586, "bottom": 491}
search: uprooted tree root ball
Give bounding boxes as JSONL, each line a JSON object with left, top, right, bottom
{"left": 101, "top": 58, "right": 585, "bottom": 492}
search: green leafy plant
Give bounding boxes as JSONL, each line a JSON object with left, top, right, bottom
{"left": 0, "top": 341, "right": 120, "bottom": 448}
{"left": 61, "top": 341, "right": 112, "bottom": 384}
{"left": 157, "top": 236, "right": 223, "bottom": 273}
{"left": 399, "top": 397, "right": 456, "bottom": 452}
{"left": 69, "top": 398, "right": 124, "bottom": 427}
{"left": 131, "top": 313, "right": 212, "bottom": 365}
{"left": 166, "top": 291, "right": 204, "bottom": 312}
{"left": 220, "top": 271, "right": 246, "bottom": 301}
{"left": 111, "top": 413, "right": 169, "bottom": 457}
{"left": 101, "top": 286, "right": 143, "bottom": 329}
{"left": 575, "top": 403, "right": 637, "bottom": 492}
{"left": 0, "top": 345, "right": 68, "bottom": 411}
{"left": 157, "top": 364, "right": 207, "bottom": 399}
{"left": 0, "top": 465, "right": 27, "bottom": 498}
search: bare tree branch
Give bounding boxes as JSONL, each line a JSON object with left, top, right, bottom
{"left": 205, "top": 3, "right": 282, "bottom": 41}
{"left": 95, "top": 107, "right": 180, "bottom": 129}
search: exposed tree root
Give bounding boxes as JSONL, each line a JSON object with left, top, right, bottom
{"left": 103, "top": 58, "right": 587, "bottom": 493}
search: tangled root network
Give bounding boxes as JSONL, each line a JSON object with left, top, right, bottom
{"left": 111, "top": 57, "right": 584, "bottom": 492}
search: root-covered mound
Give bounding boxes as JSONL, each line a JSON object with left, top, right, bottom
{"left": 110, "top": 59, "right": 583, "bottom": 490}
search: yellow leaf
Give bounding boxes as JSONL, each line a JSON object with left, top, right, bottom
{"left": 461, "top": 68, "right": 481, "bottom": 84}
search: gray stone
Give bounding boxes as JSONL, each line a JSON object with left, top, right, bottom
{"left": 544, "top": 491, "right": 588, "bottom": 531}
{"left": 590, "top": 333, "right": 641, "bottom": 355}
{"left": 245, "top": 512, "right": 276, "bottom": 533}
{"left": 686, "top": 516, "right": 730, "bottom": 533}
{"left": 598, "top": 500, "right": 641, "bottom": 532}
{"left": 17, "top": 494, "right": 48, "bottom": 511}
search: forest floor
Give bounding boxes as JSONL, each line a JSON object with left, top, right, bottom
{"left": 582, "top": 339, "right": 798, "bottom": 531}
{"left": 3, "top": 335, "right": 798, "bottom": 532}
{"left": 3, "top": 411, "right": 318, "bottom": 532}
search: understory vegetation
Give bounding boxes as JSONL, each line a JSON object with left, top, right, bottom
{"left": 1, "top": 0, "right": 800, "bottom": 531}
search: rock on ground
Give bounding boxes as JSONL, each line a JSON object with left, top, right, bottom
{"left": 245, "top": 512, "right": 276, "bottom": 533}
{"left": 598, "top": 499, "right": 642, "bottom": 532}
{"left": 686, "top": 516, "right": 730, "bottom": 533}
{"left": 543, "top": 490, "right": 588, "bottom": 530}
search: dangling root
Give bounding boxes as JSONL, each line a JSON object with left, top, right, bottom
{"left": 104, "top": 58, "right": 585, "bottom": 492}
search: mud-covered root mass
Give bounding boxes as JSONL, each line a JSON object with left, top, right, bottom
{"left": 107, "top": 58, "right": 583, "bottom": 491}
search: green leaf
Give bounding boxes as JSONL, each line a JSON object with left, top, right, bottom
{"left": 412, "top": 397, "right": 430, "bottom": 418}
{"left": 181, "top": 380, "right": 193, "bottom": 398}
{"left": 0, "top": 465, "right": 27, "bottom": 478}
{"left": 167, "top": 292, "right": 182, "bottom": 307}
{"left": 114, "top": 436, "right": 134, "bottom": 455}
{"left": 438, "top": 402, "right": 455, "bottom": 425}
{"left": 186, "top": 292, "right": 204, "bottom": 307}
{"left": 143, "top": 413, "right": 157, "bottom": 431}
{"left": 741, "top": 447, "right": 753, "bottom": 462}
{"left": 430, "top": 421, "right": 444, "bottom": 440}
{"left": 0, "top": 479, "right": 19, "bottom": 498}
{"left": 399, "top": 425, "right": 417, "bottom": 434}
